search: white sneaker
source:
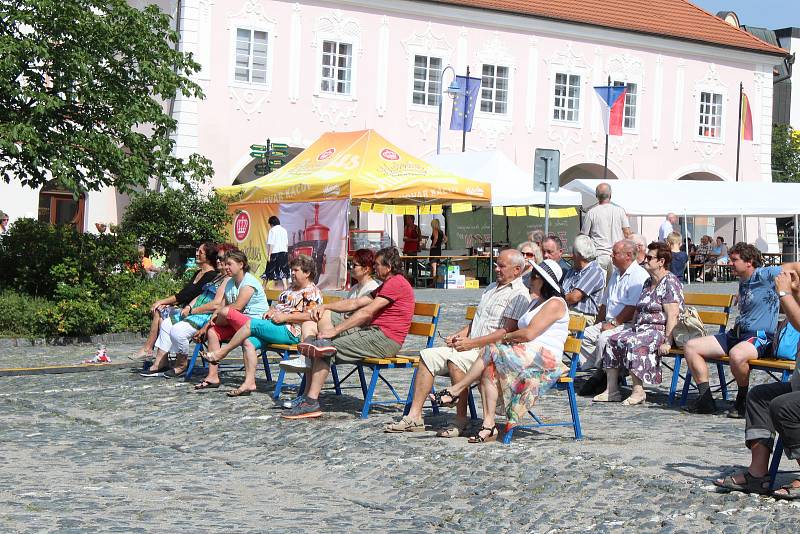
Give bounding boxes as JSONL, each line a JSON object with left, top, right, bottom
{"left": 279, "top": 356, "right": 311, "bottom": 373}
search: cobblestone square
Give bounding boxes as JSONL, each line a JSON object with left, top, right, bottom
{"left": 1, "top": 286, "right": 797, "bottom": 532}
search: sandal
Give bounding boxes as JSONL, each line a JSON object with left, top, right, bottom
{"left": 713, "top": 471, "right": 771, "bottom": 495}
{"left": 468, "top": 425, "right": 498, "bottom": 444}
{"left": 199, "top": 350, "right": 222, "bottom": 364}
{"left": 383, "top": 416, "right": 425, "bottom": 433}
{"left": 436, "top": 419, "right": 468, "bottom": 438}
{"left": 773, "top": 479, "right": 800, "bottom": 500}
{"left": 431, "top": 388, "right": 458, "bottom": 408}
{"left": 194, "top": 380, "right": 221, "bottom": 390}
{"left": 226, "top": 388, "right": 253, "bottom": 397}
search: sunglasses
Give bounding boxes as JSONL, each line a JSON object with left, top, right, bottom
{"left": 646, "top": 254, "right": 659, "bottom": 261}
{"left": 522, "top": 252, "right": 536, "bottom": 258}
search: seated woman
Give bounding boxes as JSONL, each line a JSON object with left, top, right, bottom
{"left": 714, "top": 271, "right": 800, "bottom": 498}
{"left": 202, "top": 255, "right": 323, "bottom": 391}
{"left": 194, "top": 250, "right": 268, "bottom": 393}
{"left": 433, "top": 259, "right": 569, "bottom": 443}
{"left": 594, "top": 241, "right": 683, "bottom": 405}
{"left": 140, "top": 244, "right": 236, "bottom": 377}
{"left": 703, "top": 236, "right": 729, "bottom": 280}
{"left": 134, "top": 242, "right": 219, "bottom": 361}
{"left": 279, "top": 249, "right": 379, "bottom": 373}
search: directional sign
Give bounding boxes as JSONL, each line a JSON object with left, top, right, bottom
{"left": 250, "top": 144, "right": 267, "bottom": 151}
{"left": 271, "top": 143, "right": 289, "bottom": 150}
{"left": 250, "top": 151, "right": 266, "bottom": 158}
{"left": 268, "top": 159, "right": 284, "bottom": 168}
{"left": 270, "top": 149, "right": 288, "bottom": 157}
{"left": 254, "top": 164, "right": 269, "bottom": 174}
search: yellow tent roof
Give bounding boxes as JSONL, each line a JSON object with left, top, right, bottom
{"left": 217, "top": 129, "right": 491, "bottom": 204}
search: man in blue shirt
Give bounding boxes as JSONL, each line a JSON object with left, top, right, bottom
{"left": 685, "top": 243, "right": 800, "bottom": 417}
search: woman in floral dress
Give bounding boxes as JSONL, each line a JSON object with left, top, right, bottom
{"left": 594, "top": 241, "right": 684, "bottom": 405}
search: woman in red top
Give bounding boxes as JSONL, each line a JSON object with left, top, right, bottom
{"left": 402, "top": 215, "right": 421, "bottom": 254}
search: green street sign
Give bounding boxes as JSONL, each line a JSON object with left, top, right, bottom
{"left": 249, "top": 151, "right": 266, "bottom": 158}
{"left": 271, "top": 143, "right": 289, "bottom": 150}
{"left": 270, "top": 149, "right": 288, "bottom": 157}
{"left": 250, "top": 144, "right": 267, "bottom": 151}
{"left": 269, "top": 159, "right": 284, "bottom": 167}
{"left": 254, "top": 164, "right": 269, "bottom": 174}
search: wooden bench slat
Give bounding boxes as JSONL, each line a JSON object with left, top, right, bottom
{"left": 408, "top": 322, "right": 435, "bottom": 337}
{"left": 414, "top": 302, "right": 440, "bottom": 317}
{"left": 697, "top": 310, "right": 729, "bottom": 327}
{"left": 750, "top": 358, "right": 795, "bottom": 371}
{"left": 466, "top": 306, "right": 477, "bottom": 321}
{"left": 564, "top": 337, "right": 582, "bottom": 354}
{"left": 568, "top": 315, "right": 587, "bottom": 332}
{"left": 684, "top": 293, "right": 735, "bottom": 308}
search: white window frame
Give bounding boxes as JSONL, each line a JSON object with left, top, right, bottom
{"left": 408, "top": 54, "right": 445, "bottom": 111}
{"left": 478, "top": 63, "right": 511, "bottom": 117}
{"left": 229, "top": 24, "right": 275, "bottom": 90}
{"left": 549, "top": 69, "right": 584, "bottom": 128}
{"left": 314, "top": 33, "right": 359, "bottom": 101}
{"left": 611, "top": 79, "right": 640, "bottom": 134}
{"left": 695, "top": 87, "right": 726, "bottom": 144}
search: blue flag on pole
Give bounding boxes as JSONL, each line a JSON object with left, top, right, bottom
{"left": 449, "top": 75, "right": 482, "bottom": 132}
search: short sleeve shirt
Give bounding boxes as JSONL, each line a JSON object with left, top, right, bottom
{"left": 224, "top": 272, "right": 269, "bottom": 319}
{"left": 275, "top": 283, "right": 323, "bottom": 336}
{"left": 347, "top": 278, "right": 380, "bottom": 299}
{"left": 370, "top": 274, "right": 415, "bottom": 345}
{"left": 605, "top": 262, "right": 649, "bottom": 319}
{"left": 581, "top": 203, "right": 630, "bottom": 256}
{"left": 658, "top": 220, "right": 674, "bottom": 241}
{"left": 267, "top": 225, "right": 289, "bottom": 254}
{"left": 562, "top": 261, "right": 606, "bottom": 316}
{"left": 470, "top": 277, "right": 531, "bottom": 338}
{"left": 735, "top": 266, "right": 782, "bottom": 334}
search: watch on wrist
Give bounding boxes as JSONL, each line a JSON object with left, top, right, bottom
{"left": 608, "top": 318, "right": 617, "bottom": 327}
{"left": 778, "top": 291, "right": 789, "bottom": 298}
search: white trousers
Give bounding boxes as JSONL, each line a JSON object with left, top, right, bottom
{"left": 579, "top": 322, "right": 624, "bottom": 369}
{"left": 169, "top": 321, "right": 199, "bottom": 356}
{"left": 154, "top": 317, "right": 174, "bottom": 353}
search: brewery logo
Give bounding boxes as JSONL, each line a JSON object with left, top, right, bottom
{"left": 317, "top": 147, "right": 336, "bottom": 161}
{"left": 233, "top": 211, "right": 251, "bottom": 242}
{"left": 380, "top": 148, "right": 400, "bottom": 161}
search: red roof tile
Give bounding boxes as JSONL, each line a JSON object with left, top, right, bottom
{"left": 428, "top": 0, "right": 787, "bottom": 56}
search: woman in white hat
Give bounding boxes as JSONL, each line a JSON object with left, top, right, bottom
{"left": 433, "top": 258, "right": 570, "bottom": 443}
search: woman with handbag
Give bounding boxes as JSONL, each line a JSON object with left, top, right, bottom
{"left": 593, "top": 241, "right": 684, "bottom": 405}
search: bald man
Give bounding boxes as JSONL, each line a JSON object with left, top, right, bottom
{"left": 581, "top": 182, "right": 632, "bottom": 279}
{"left": 658, "top": 213, "right": 678, "bottom": 242}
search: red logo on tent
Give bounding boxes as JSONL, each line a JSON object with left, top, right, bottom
{"left": 234, "top": 211, "right": 250, "bottom": 242}
{"left": 380, "top": 148, "right": 400, "bottom": 161}
{"left": 317, "top": 148, "right": 335, "bottom": 161}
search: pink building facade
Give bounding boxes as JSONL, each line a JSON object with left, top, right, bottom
{"left": 4, "top": 0, "right": 786, "bottom": 247}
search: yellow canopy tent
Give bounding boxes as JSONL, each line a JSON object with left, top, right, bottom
{"left": 216, "top": 129, "right": 491, "bottom": 204}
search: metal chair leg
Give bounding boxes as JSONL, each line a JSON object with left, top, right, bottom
{"left": 769, "top": 437, "right": 784, "bottom": 490}
{"left": 360, "top": 367, "right": 381, "bottom": 419}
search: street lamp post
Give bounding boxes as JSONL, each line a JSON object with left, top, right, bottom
{"left": 436, "top": 65, "right": 463, "bottom": 155}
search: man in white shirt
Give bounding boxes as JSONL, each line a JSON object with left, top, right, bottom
{"left": 581, "top": 183, "right": 632, "bottom": 279}
{"left": 577, "top": 239, "right": 649, "bottom": 396}
{"left": 658, "top": 213, "right": 678, "bottom": 242}
{"left": 263, "top": 215, "right": 290, "bottom": 290}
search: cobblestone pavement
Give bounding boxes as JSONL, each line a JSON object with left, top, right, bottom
{"left": 2, "top": 283, "right": 798, "bottom": 532}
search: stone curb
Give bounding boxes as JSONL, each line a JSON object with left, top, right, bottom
{"left": 0, "top": 332, "right": 147, "bottom": 348}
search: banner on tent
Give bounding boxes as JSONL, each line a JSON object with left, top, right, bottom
{"left": 228, "top": 200, "right": 348, "bottom": 290}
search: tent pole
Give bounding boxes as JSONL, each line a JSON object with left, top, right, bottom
{"left": 489, "top": 206, "right": 494, "bottom": 284}
{"left": 683, "top": 212, "right": 691, "bottom": 284}
{"left": 741, "top": 214, "right": 745, "bottom": 244}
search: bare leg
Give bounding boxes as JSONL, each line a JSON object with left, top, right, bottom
{"left": 135, "top": 310, "right": 161, "bottom": 357}
{"left": 629, "top": 374, "right": 646, "bottom": 402}
{"left": 728, "top": 342, "right": 758, "bottom": 388}
{"left": 235, "top": 340, "right": 258, "bottom": 393}
{"left": 316, "top": 309, "right": 334, "bottom": 335}
{"left": 305, "top": 357, "right": 331, "bottom": 398}
{"left": 475, "top": 371, "right": 498, "bottom": 440}
{"left": 204, "top": 328, "right": 222, "bottom": 384}
{"left": 447, "top": 362, "right": 469, "bottom": 420}
{"left": 301, "top": 320, "right": 318, "bottom": 343}
{"left": 444, "top": 355, "right": 486, "bottom": 398}
{"left": 684, "top": 335, "right": 726, "bottom": 385}
{"left": 406, "top": 363, "right": 435, "bottom": 420}
{"left": 148, "top": 348, "right": 170, "bottom": 372}
{"left": 715, "top": 441, "right": 771, "bottom": 486}
{"left": 172, "top": 353, "right": 188, "bottom": 373}
{"left": 206, "top": 321, "right": 252, "bottom": 362}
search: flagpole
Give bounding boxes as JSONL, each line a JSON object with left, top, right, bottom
{"left": 462, "top": 66, "right": 470, "bottom": 152}
{"left": 603, "top": 75, "right": 610, "bottom": 180}
{"left": 734, "top": 82, "right": 744, "bottom": 242}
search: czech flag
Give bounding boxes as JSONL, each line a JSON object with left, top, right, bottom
{"left": 594, "top": 85, "right": 627, "bottom": 136}
{"left": 740, "top": 91, "right": 753, "bottom": 141}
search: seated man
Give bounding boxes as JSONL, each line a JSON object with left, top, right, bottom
{"left": 541, "top": 235, "right": 572, "bottom": 279}
{"left": 684, "top": 243, "right": 800, "bottom": 417}
{"left": 282, "top": 247, "right": 415, "bottom": 420}
{"left": 578, "top": 239, "right": 649, "bottom": 396}
{"left": 562, "top": 235, "right": 606, "bottom": 327}
{"left": 384, "top": 248, "right": 530, "bottom": 435}
{"left": 713, "top": 271, "right": 800, "bottom": 497}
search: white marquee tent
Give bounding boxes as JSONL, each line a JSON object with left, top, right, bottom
{"left": 427, "top": 151, "right": 583, "bottom": 207}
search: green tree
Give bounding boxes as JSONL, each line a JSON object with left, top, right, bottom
{"left": 120, "top": 186, "right": 229, "bottom": 263}
{"left": 772, "top": 124, "right": 800, "bottom": 183}
{"left": 0, "top": 0, "right": 213, "bottom": 194}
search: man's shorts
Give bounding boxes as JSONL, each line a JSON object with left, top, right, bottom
{"left": 328, "top": 311, "right": 401, "bottom": 363}
{"left": 714, "top": 329, "right": 774, "bottom": 358}
{"left": 419, "top": 346, "right": 480, "bottom": 376}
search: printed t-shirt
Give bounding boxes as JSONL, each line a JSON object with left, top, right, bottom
{"left": 735, "top": 266, "right": 782, "bottom": 335}
{"left": 224, "top": 272, "right": 269, "bottom": 318}
{"left": 369, "top": 274, "right": 415, "bottom": 345}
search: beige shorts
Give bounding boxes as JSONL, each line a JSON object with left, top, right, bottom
{"left": 419, "top": 346, "right": 480, "bottom": 376}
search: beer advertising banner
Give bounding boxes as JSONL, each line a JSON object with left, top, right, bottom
{"left": 229, "top": 200, "right": 348, "bottom": 290}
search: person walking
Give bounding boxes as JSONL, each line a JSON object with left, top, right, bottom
{"left": 580, "top": 183, "right": 632, "bottom": 279}
{"left": 263, "top": 215, "right": 290, "bottom": 290}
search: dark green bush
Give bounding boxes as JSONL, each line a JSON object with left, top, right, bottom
{"left": 0, "top": 291, "right": 53, "bottom": 338}
{"left": 104, "top": 272, "right": 183, "bottom": 333}
{"left": 33, "top": 299, "right": 109, "bottom": 338}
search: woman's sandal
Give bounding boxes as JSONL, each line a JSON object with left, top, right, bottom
{"left": 194, "top": 380, "right": 221, "bottom": 390}
{"left": 713, "top": 471, "right": 772, "bottom": 495}
{"left": 199, "top": 350, "right": 221, "bottom": 364}
{"left": 468, "top": 425, "right": 498, "bottom": 444}
{"left": 226, "top": 388, "right": 253, "bottom": 397}
{"left": 773, "top": 479, "right": 800, "bottom": 500}
{"left": 431, "top": 388, "right": 458, "bottom": 408}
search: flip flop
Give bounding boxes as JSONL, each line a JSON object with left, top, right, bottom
{"left": 226, "top": 388, "right": 253, "bottom": 397}
{"left": 194, "top": 380, "right": 221, "bottom": 390}
{"left": 713, "top": 471, "right": 771, "bottom": 495}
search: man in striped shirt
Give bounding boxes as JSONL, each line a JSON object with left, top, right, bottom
{"left": 562, "top": 235, "right": 606, "bottom": 327}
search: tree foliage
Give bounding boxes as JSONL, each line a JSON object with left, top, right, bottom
{"left": 120, "top": 186, "right": 230, "bottom": 262}
{"left": 772, "top": 124, "right": 800, "bottom": 183}
{"left": 0, "top": 0, "right": 213, "bottom": 194}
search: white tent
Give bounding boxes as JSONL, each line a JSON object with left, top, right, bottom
{"left": 562, "top": 179, "right": 800, "bottom": 217}
{"left": 426, "top": 151, "right": 582, "bottom": 206}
